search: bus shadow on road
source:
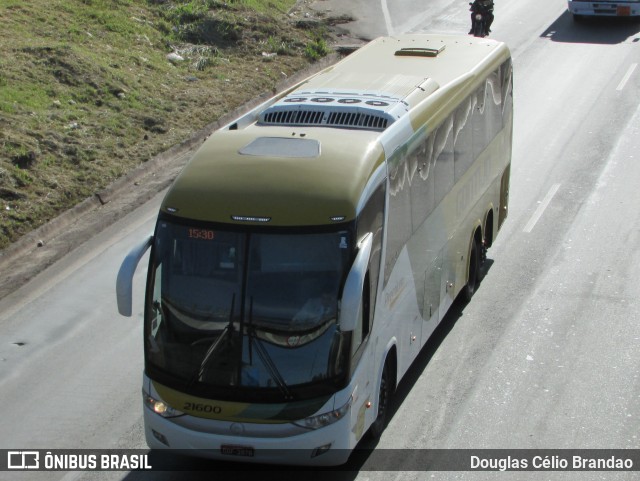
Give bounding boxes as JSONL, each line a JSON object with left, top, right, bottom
{"left": 541, "top": 10, "right": 640, "bottom": 44}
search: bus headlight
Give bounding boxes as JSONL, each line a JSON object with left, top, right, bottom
{"left": 143, "top": 391, "right": 184, "bottom": 418}
{"left": 293, "top": 396, "right": 352, "bottom": 430}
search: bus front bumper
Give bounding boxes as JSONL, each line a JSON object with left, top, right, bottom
{"left": 143, "top": 408, "right": 354, "bottom": 467}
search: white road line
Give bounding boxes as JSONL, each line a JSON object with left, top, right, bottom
{"left": 523, "top": 183, "right": 561, "bottom": 233}
{"left": 616, "top": 63, "right": 637, "bottom": 91}
{"left": 382, "top": 0, "right": 394, "bottom": 35}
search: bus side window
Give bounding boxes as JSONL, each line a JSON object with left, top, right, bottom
{"left": 454, "top": 97, "right": 473, "bottom": 182}
{"left": 434, "top": 116, "right": 455, "bottom": 205}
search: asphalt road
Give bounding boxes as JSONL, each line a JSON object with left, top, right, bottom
{"left": 1, "top": 0, "right": 639, "bottom": 480}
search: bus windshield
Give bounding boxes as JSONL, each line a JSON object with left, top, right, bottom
{"left": 145, "top": 218, "right": 352, "bottom": 401}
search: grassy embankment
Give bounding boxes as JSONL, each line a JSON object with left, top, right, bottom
{"left": 0, "top": 0, "right": 331, "bottom": 249}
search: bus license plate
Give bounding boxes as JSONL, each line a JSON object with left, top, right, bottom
{"left": 221, "top": 445, "right": 255, "bottom": 457}
{"left": 617, "top": 6, "right": 631, "bottom": 15}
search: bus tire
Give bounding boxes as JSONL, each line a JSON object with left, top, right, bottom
{"left": 368, "top": 360, "right": 393, "bottom": 441}
{"left": 477, "top": 238, "right": 487, "bottom": 284}
{"left": 462, "top": 238, "right": 480, "bottom": 303}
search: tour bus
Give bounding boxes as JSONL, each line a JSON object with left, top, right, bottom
{"left": 117, "top": 33, "right": 513, "bottom": 466}
{"left": 568, "top": 0, "right": 640, "bottom": 19}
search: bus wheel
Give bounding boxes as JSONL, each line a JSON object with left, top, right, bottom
{"left": 478, "top": 238, "right": 487, "bottom": 283}
{"left": 368, "top": 361, "right": 393, "bottom": 441}
{"left": 462, "top": 238, "right": 479, "bottom": 303}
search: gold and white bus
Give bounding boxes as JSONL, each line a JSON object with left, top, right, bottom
{"left": 117, "top": 33, "right": 513, "bottom": 466}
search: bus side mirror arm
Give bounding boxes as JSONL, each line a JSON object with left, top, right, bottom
{"left": 116, "top": 235, "right": 153, "bottom": 317}
{"left": 339, "top": 233, "right": 373, "bottom": 332}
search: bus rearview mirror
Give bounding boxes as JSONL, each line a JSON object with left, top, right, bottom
{"left": 116, "top": 235, "right": 153, "bottom": 317}
{"left": 339, "top": 233, "right": 373, "bottom": 332}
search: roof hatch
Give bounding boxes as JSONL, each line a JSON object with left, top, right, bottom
{"left": 394, "top": 44, "right": 446, "bottom": 57}
{"left": 239, "top": 137, "right": 320, "bottom": 158}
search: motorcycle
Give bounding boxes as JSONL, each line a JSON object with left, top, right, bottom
{"left": 469, "top": 2, "right": 490, "bottom": 37}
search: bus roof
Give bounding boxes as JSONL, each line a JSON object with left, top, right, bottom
{"left": 161, "top": 34, "right": 510, "bottom": 227}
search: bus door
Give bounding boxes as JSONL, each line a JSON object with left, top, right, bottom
{"left": 349, "top": 327, "right": 375, "bottom": 444}
{"left": 342, "top": 234, "right": 376, "bottom": 444}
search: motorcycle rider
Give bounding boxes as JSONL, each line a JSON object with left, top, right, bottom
{"left": 469, "top": 0, "right": 494, "bottom": 36}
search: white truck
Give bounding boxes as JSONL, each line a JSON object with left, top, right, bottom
{"left": 568, "top": 0, "right": 640, "bottom": 20}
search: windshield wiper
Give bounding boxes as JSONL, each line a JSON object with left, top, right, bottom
{"left": 245, "top": 297, "right": 293, "bottom": 400}
{"left": 187, "top": 294, "right": 235, "bottom": 388}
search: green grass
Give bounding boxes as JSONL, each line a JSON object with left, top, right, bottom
{"left": 0, "top": 0, "right": 333, "bottom": 249}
